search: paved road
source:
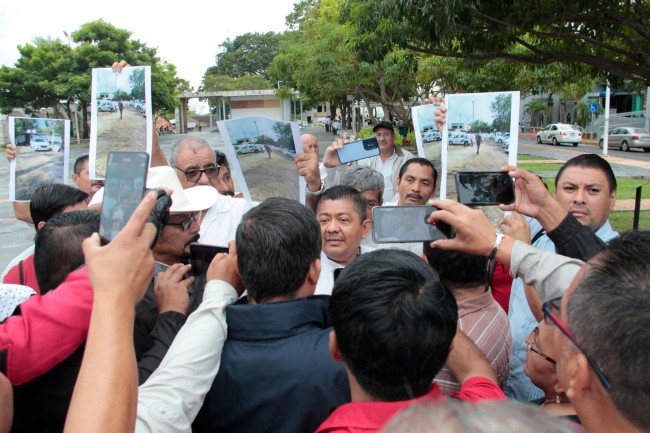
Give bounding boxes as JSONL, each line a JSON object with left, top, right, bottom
{"left": 1, "top": 127, "right": 648, "bottom": 271}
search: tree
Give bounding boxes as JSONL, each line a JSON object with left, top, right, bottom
{"left": 490, "top": 93, "right": 512, "bottom": 132}
{"left": 525, "top": 99, "right": 549, "bottom": 127}
{"left": 209, "top": 32, "right": 284, "bottom": 79}
{"left": 342, "top": 0, "right": 650, "bottom": 85}
{"left": 0, "top": 20, "right": 187, "bottom": 138}
{"left": 201, "top": 74, "right": 273, "bottom": 92}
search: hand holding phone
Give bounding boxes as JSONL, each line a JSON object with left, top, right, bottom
{"left": 336, "top": 137, "right": 380, "bottom": 164}
{"left": 372, "top": 206, "right": 452, "bottom": 243}
{"left": 190, "top": 243, "right": 229, "bottom": 276}
{"left": 455, "top": 172, "right": 515, "bottom": 206}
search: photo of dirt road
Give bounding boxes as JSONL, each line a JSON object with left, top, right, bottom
{"left": 94, "top": 106, "right": 147, "bottom": 178}
{"left": 236, "top": 150, "right": 300, "bottom": 202}
{"left": 13, "top": 147, "right": 65, "bottom": 200}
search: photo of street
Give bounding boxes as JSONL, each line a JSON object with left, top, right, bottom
{"left": 90, "top": 66, "right": 151, "bottom": 178}
{"left": 218, "top": 116, "right": 303, "bottom": 203}
{"left": 9, "top": 117, "right": 68, "bottom": 201}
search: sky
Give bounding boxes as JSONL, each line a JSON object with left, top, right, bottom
{"left": 0, "top": 0, "right": 298, "bottom": 103}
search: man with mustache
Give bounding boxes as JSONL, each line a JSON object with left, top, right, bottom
{"left": 314, "top": 185, "right": 373, "bottom": 295}
{"left": 374, "top": 158, "right": 438, "bottom": 255}
{"left": 503, "top": 154, "right": 618, "bottom": 402}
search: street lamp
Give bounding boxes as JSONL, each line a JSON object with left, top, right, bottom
{"left": 63, "top": 31, "right": 71, "bottom": 48}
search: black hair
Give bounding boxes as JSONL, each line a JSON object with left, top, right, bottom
{"left": 34, "top": 210, "right": 99, "bottom": 294}
{"left": 73, "top": 154, "right": 89, "bottom": 175}
{"left": 423, "top": 243, "right": 487, "bottom": 289}
{"left": 330, "top": 249, "right": 457, "bottom": 401}
{"left": 236, "top": 197, "right": 321, "bottom": 303}
{"left": 215, "top": 150, "right": 230, "bottom": 169}
{"left": 317, "top": 185, "right": 368, "bottom": 221}
{"left": 29, "top": 183, "right": 88, "bottom": 227}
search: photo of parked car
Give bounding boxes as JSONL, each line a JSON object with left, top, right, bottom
{"left": 30, "top": 136, "right": 51, "bottom": 151}
{"left": 236, "top": 144, "right": 262, "bottom": 155}
{"left": 599, "top": 127, "right": 650, "bottom": 152}
{"left": 422, "top": 131, "right": 442, "bottom": 143}
{"left": 449, "top": 133, "right": 472, "bottom": 146}
{"left": 98, "top": 100, "right": 115, "bottom": 112}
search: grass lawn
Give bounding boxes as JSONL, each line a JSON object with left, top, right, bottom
{"left": 609, "top": 211, "right": 650, "bottom": 232}
{"left": 517, "top": 154, "right": 553, "bottom": 161}
{"left": 518, "top": 163, "right": 565, "bottom": 172}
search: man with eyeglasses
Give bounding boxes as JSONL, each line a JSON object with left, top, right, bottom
{"left": 427, "top": 199, "right": 650, "bottom": 433}
{"left": 169, "top": 138, "right": 254, "bottom": 247}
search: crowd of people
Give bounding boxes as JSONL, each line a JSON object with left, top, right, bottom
{"left": 0, "top": 77, "right": 648, "bottom": 433}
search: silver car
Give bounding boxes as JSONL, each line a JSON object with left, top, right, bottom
{"left": 599, "top": 127, "right": 650, "bottom": 152}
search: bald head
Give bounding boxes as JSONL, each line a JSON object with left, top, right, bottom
{"left": 301, "top": 134, "right": 319, "bottom": 155}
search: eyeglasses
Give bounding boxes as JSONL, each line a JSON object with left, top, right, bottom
{"left": 166, "top": 212, "right": 201, "bottom": 231}
{"left": 525, "top": 327, "right": 556, "bottom": 364}
{"left": 173, "top": 165, "right": 219, "bottom": 182}
{"left": 542, "top": 296, "right": 611, "bottom": 390}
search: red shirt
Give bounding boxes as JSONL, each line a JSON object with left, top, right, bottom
{"left": 315, "top": 377, "right": 505, "bottom": 433}
{"left": 0, "top": 266, "right": 92, "bottom": 385}
{"left": 490, "top": 263, "right": 512, "bottom": 313}
{"left": 3, "top": 254, "right": 40, "bottom": 294}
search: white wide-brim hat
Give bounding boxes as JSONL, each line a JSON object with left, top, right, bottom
{"left": 146, "top": 166, "right": 219, "bottom": 213}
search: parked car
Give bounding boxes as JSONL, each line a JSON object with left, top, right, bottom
{"left": 30, "top": 136, "right": 51, "bottom": 151}
{"left": 599, "top": 127, "right": 650, "bottom": 152}
{"left": 536, "top": 123, "right": 582, "bottom": 146}
{"left": 448, "top": 133, "right": 472, "bottom": 146}
{"left": 236, "top": 144, "right": 262, "bottom": 155}
{"left": 98, "top": 100, "right": 115, "bottom": 112}
{"left": 422, "top": 131, "right": 442, "bottom": 143}
{"left": 495, "top": 133, "right": 510, "bottom": 144}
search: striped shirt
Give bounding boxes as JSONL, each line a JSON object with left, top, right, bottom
{"left": 434, "top": 289, "right": 512, "bottom": 396}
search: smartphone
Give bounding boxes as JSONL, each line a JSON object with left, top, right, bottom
{"left": 99, "top": 152, "right": 149, "bottom": 242}
{"left": 336, "top": 137, "right": 380, "bottom": 164}
{"left": 190, "top": 243, "right": 229, "bottom": 276}
{"left": 372, "top": 206, "right": 452, "bottom": 243}
{"left": 455, "top": 172, "right": 515, "bottom": 206}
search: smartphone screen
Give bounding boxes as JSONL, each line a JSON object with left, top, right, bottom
{"left": 455, "top": 172, "right": 515, "bottom": 206}
{"left": 336, "top": 137, "right": 380, "bottom": 164}
{"left": 99, "top": 152, "right": 149, "bottom": 242}
{"left": 190, "top": 243, "right": 229, "bottom": 276}
{"left": 372, "top": 206, "right": 451, "bottom": 243}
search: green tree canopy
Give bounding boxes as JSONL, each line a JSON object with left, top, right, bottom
{"left": 208, "top": 32, "right": 283, "bottom": 79}
{"left": 342, "top": 0, "right": 650, "bottom": 85}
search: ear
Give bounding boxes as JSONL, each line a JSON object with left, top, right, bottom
{"left": 608, "top": 189, "right": 617, "bottom": 212}
{"left": 329, "top": 330, "right": 344, "bottom": 363}
{"left": 307, "top": 257, "right": 321, "bottom": 286}
{"left": 71, "top": 173, "right": 80, "bottom": 186}
{"left": 563, "top": 352, "right": 592, "bottom": 401}
{"left": 360, "top": 219, "right": 372, "bottom": 239}
{"left": 37, "top": 221, "right": 47, "bottom": 230}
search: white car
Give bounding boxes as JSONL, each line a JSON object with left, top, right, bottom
{"left": 30, "top": 136, "right": 51, "bottom": 151}
{"left": 236, "top": 144, "right": 262, "bottom": 155}
{"left": 98, "top": 100, "right": 115, "bottom": 112}
{"left": 536, "top": 123, "right": 582, "bottom": 146}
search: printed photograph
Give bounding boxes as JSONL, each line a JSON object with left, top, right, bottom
{"left": 412, "top": 103, "right": 443, "bottom": 199}
{"left": 217, "top": 116, "right": 304, "bottom": 203}
{"left": 90, "top": 65, "right": 152, "bottom": 179}
{"left": 9, "top": 117, "right": 69, "bottom": 201}
{"left": 441, "top": 91, "right": 519, "bottom": 200}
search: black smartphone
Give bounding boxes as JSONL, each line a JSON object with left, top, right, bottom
{"left": 99, "top": 152, "right": 149, "bottom": 242}
{"left": 336, "top": 137, "right": 380, "bottom": 164}
{"left": 372, "top": 206, "right": 452, "bottom": 243}
{"left": 455, "top": 172, "right": 515, "bottom": 206}
{"left": 190, "top": 243, "right": 229, "bottom": 276}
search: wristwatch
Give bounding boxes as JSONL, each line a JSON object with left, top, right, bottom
{"left": 307, "top": 180, "right": 325, "bottom": 196}
{"left": 488, "top": 233, "right": 505, "bottom": 261}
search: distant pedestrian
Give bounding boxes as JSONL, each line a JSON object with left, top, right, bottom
{"left": 118, "top": 101, "right": 124, "bottom": 119}
{"left": 475, "top": 132, "right": 482, "bottom": 155}
{"left": 264, "top": 143, "right": 272, "bottom": 159}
